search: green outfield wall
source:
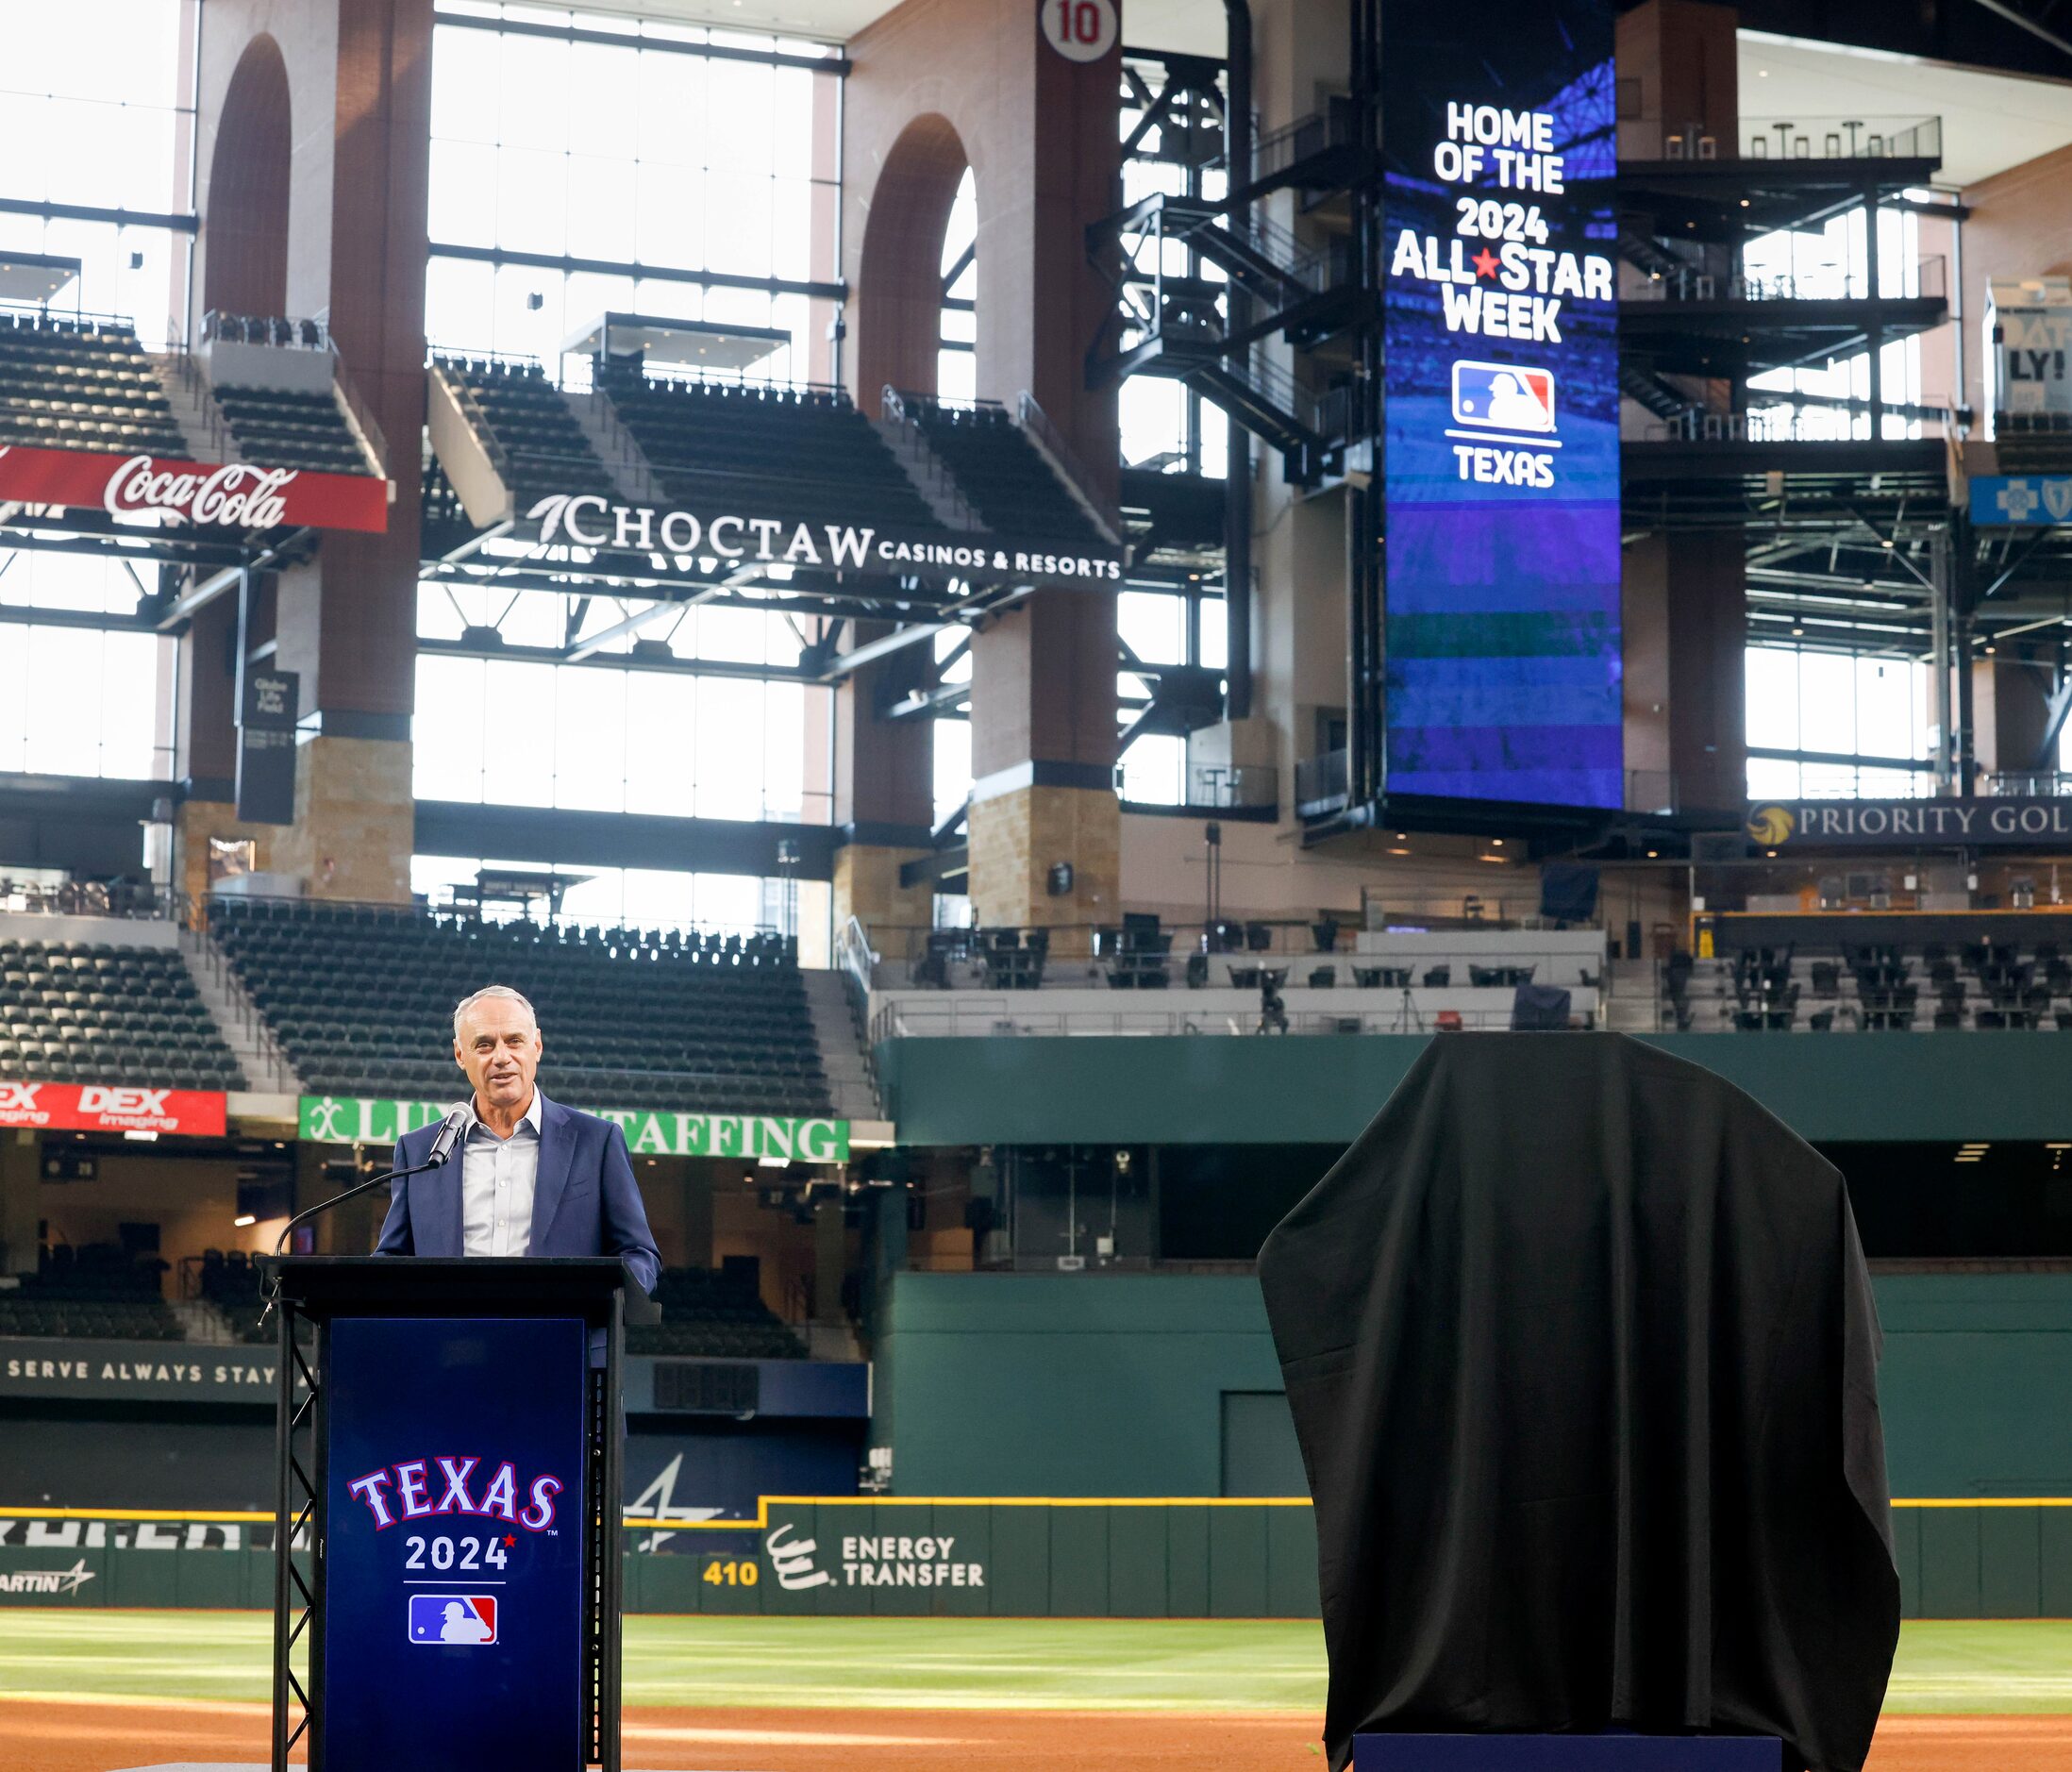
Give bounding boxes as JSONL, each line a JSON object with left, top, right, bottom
{"left": 875, "top": 1032, "right": 2072, "bottom": 1145}
{"left": 868, "top": 1272, "right": 2072, "bottom": 1503}
{"left": 0, "top": 1498, "right": 2064, "bottom": 1618}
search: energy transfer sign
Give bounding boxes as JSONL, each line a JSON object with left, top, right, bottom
{"left": 298, "top": 1095, "right": 850, "bottom": 1162}
{"left": 1381, "top": 0, "right": 1621, "bottom": 808}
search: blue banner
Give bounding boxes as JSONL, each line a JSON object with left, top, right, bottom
{"left": 1971, "top": 475, "right": 2072, "bottom": 527}
{"left": 324, "top": 1316, "right": 590, "bottom": 1771}
{"left": 1355, "top": 1737, "right": 1781, "bottom": 1770}
{"left": 1382, "top": 0, "right": 1623, "bottom": 808}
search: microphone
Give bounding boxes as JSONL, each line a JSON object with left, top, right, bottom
{"left": 426, "top": 1103, "right": 472, "bottom": 1168}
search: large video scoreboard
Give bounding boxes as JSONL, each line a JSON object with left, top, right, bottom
{"left": 1381, "top": 0, "right": 1621, "bottom": 810}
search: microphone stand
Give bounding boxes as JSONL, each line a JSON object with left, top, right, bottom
{"left": 257, "top": 1149, "right": 448, "bottom": 1333}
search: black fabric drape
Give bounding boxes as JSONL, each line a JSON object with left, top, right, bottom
{"left": 1258, "top": 1034, "right": 1897, "bottom": 1772}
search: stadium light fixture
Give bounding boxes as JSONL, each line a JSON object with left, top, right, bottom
{"left": 123, "top": 1129, "right": 159, "bottom": 1143}
{"left": 233, "top": 1213, "right": 258, "bottom": 1228}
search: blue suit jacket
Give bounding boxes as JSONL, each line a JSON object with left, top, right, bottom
{"left": 376, "top": 1091, "right": 661, "bottom": 1299}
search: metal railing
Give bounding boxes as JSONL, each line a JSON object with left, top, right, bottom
{"left": 1629, "top": 255, "right": 1946, "bottom": 305}
{"left": 1985, "top": 772, "right": 2072, "bottom": 797}
{"left": 0, "top": 879, "right": 183, "bottom": 921}
{"left": 879, "top": 388, "right": 984, "bottom": 533}
{"left": 871, "top": 997, "right": 1578, "bottom": 1040}
{"left": 1295, "top": 749, "right": 1348, "bottom": 810}
{"left": 184, "top": 921, "right": 296, "bottom": 1091}
{"left": 1117, "top": 761, "right": 1278, "bottom": 812}
{"left": 202, "top": 310, "right": 330, "bottom": 351}
{"left": 1248, "top": 104, "right": 1357, "bottom": 188}
{"left": 1015, "top": 389, "right": 1125, "bottom": 545}
{"left": 1737, "top": 115, "right": 1942, "bottom": 162}
{"left": 1646, "top": 406, "right": 1947, "bottom": 444}
{"left": 1626, "top": 115, "right": 1942, "bottom": 163}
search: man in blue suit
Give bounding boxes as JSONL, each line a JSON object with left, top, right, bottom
{"left": 376, "top": 984, "right": 660, "bottom": 1321}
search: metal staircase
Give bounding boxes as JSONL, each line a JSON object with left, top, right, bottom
{"left": 1088, "top": 146, "right": 1366, "bottom": 485}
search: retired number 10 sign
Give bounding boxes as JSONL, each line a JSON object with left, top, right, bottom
{"left": 1042, "top": 0, "right": 1116, "bottom": 61}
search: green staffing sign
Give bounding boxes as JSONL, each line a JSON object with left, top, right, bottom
{"left": 298, "top": 1095, "right": 850, "bottom": 1162}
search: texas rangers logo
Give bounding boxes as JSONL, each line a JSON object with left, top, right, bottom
{"left": 409, "top": 1593, "right": 498, "bottom": 1645}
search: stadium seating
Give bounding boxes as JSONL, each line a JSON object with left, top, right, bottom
{"left": 594, "top": 361, "right": 939, "bottom": 532}
{"left": 0, "top": 936, "right": 245, "bottom": 1089}
{"left": 437, "top": 357, "right": 621, "bottom": 506}
{"left": 0, "top": 311, "right": 188, "bottom": 457}
{"left": 1663, "top": 939, "right": 2072, "bottom": 1032}
{"left": 628, "top": 1265, "right": 806, "bottom": 1359}
{"left": 0, "top": 1244, "right": 180, "bottom": 1341}
{"left": 195, "top": 1246, "right": 272, "bottom": 1343}
{"left": 212, "top": 383, "right": 374, "bottom": 476}
{"left": 904, "top": 396, "right": 1108, "bottom": 547}
{"left": 210, "top": 900, "right": 831, "bottom": 1114}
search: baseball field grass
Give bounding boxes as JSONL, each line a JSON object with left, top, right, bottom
{"left": 0, "top": 1612, "right": 2068, "bottom": 1714}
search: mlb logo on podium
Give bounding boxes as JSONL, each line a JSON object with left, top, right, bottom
{"left": 409, "top": 1593, "right": 499, "bottom": 1645}
{"left": 1451, "top": 360, "right": 1557, "bottom": 434}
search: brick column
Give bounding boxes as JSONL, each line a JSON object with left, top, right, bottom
{"left": 844, "top": 0, "right": 1123, "bottom": 936}
{"left": 192, "top": 1, "right": 431, "bottom": 904}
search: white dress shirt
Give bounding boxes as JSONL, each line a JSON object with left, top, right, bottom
{"left": 460, "top": 1090, "right": 543, "bottom": 1258}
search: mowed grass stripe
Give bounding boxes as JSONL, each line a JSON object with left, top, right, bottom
{"left": 1, "top": 1613, "right": 2068, "bottom": 1715}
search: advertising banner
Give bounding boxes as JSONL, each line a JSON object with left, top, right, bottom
{"left": 0, "top": 1082, "right": 226, "bottom": 1136}
{"left": 1381, "top": 0, "right": 1621, "bottom": 808}
{"left": 0, "top": 1341, "right": 276, "bottom": 1401}
{"left": 522, "top": 491, "right": 1122, "bottom": 590}
{"left": 322, "top": 1315, "right": 589, "bottom": 1772}
{"left": 1746, "top": 798, "right": 2072, "bottom": 848}
{"left": 0, "top": 443, "right": 389, "bottom": 533}
{"left": 298, "top": 1095, "right": 850, "bottom": 1162}
{"left": 1972, "top": 475, "right": 2072, "bottom": 527}
{"left": 236, "top": 666, "right": 300, "bottom": 825}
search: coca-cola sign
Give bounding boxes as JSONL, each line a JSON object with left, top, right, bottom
{"left": 0, "top": 443, "right": 388, "bottom": 534}
{"left": 103, "top": 455, "right": 296, "bottom": 528}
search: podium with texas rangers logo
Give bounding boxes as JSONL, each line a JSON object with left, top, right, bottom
{"left": 263, "top": 1257, "right": 628, "bottom": 1772}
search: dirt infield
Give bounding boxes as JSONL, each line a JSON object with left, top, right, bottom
{"left": 5, "top": 1697, "right": 2071, "bottom": 1771}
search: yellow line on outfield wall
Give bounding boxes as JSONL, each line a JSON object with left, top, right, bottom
{"left": 4, "top": 1496, "right": 2068, "bottom": 1531}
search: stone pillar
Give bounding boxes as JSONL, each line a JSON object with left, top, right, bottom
{"left": 679, "top": 1164, "right": 714, "bottom": 1271}
{"left": 1616, "top": 0, "right": 1739, "bottom": 159}
{"left": 1972, "top": 655, "right": 2052, "bottom": 778}
{"left": 173, "top": 578, "right": 289, "bottom": 906}
{"left": 0, "top": 1130, "right": 41, "bottom": 1276}
{"left": 1623, "top": 531, "right": 1746, "bottom": 816}
{"left": 831, "top": 633, "right": 937, "bottom": 941}
{"left": 812, "top": 1197, "right": 847, "bottom": 1324}
{"left": 192, "top": 2, "right": 432, "bottom": 906}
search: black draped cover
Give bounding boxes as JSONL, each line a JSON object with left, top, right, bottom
{"left": 1258, "top": 1034, "right": 1897, "bottom": 1771}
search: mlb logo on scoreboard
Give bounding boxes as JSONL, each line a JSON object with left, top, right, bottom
{"left": 1451, "top": 360, "right": 1557, "bottom": 434}
{"left": 408, "top": 1593, "right": 499, "bottom": 1646}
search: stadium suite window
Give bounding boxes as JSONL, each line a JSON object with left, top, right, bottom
{"left": 407, "top": 856, "right": 830, "bottom": 961}
{"left": 1741, "top": 204, "right": 1925, "bottom": 443}
{"left": 1744, "top": 646, "right": 1933, "bottom": 800}
{"left": 413, "top": 583, "right": 828, "bottom": 821}
{"left": 0, "top": 531, "right": 166, "bottom": 783}
{"left": 425, "top": 8, "right": 834, "bottom": 363}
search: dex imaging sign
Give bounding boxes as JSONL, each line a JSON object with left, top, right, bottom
{"left": 1382, "top": 0, "right": 1622, "bottom": 810}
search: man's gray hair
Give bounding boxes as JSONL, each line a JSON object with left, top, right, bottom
{"left": 452, "top": 984, "right": 539, "bottom": 1041}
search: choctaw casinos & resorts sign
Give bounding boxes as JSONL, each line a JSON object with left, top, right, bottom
{"left": 299, "top": 1095, "right": 849, "bottom": 1162}
{"left": 525, "top": 492, "right": 1123, "bottom": 589}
